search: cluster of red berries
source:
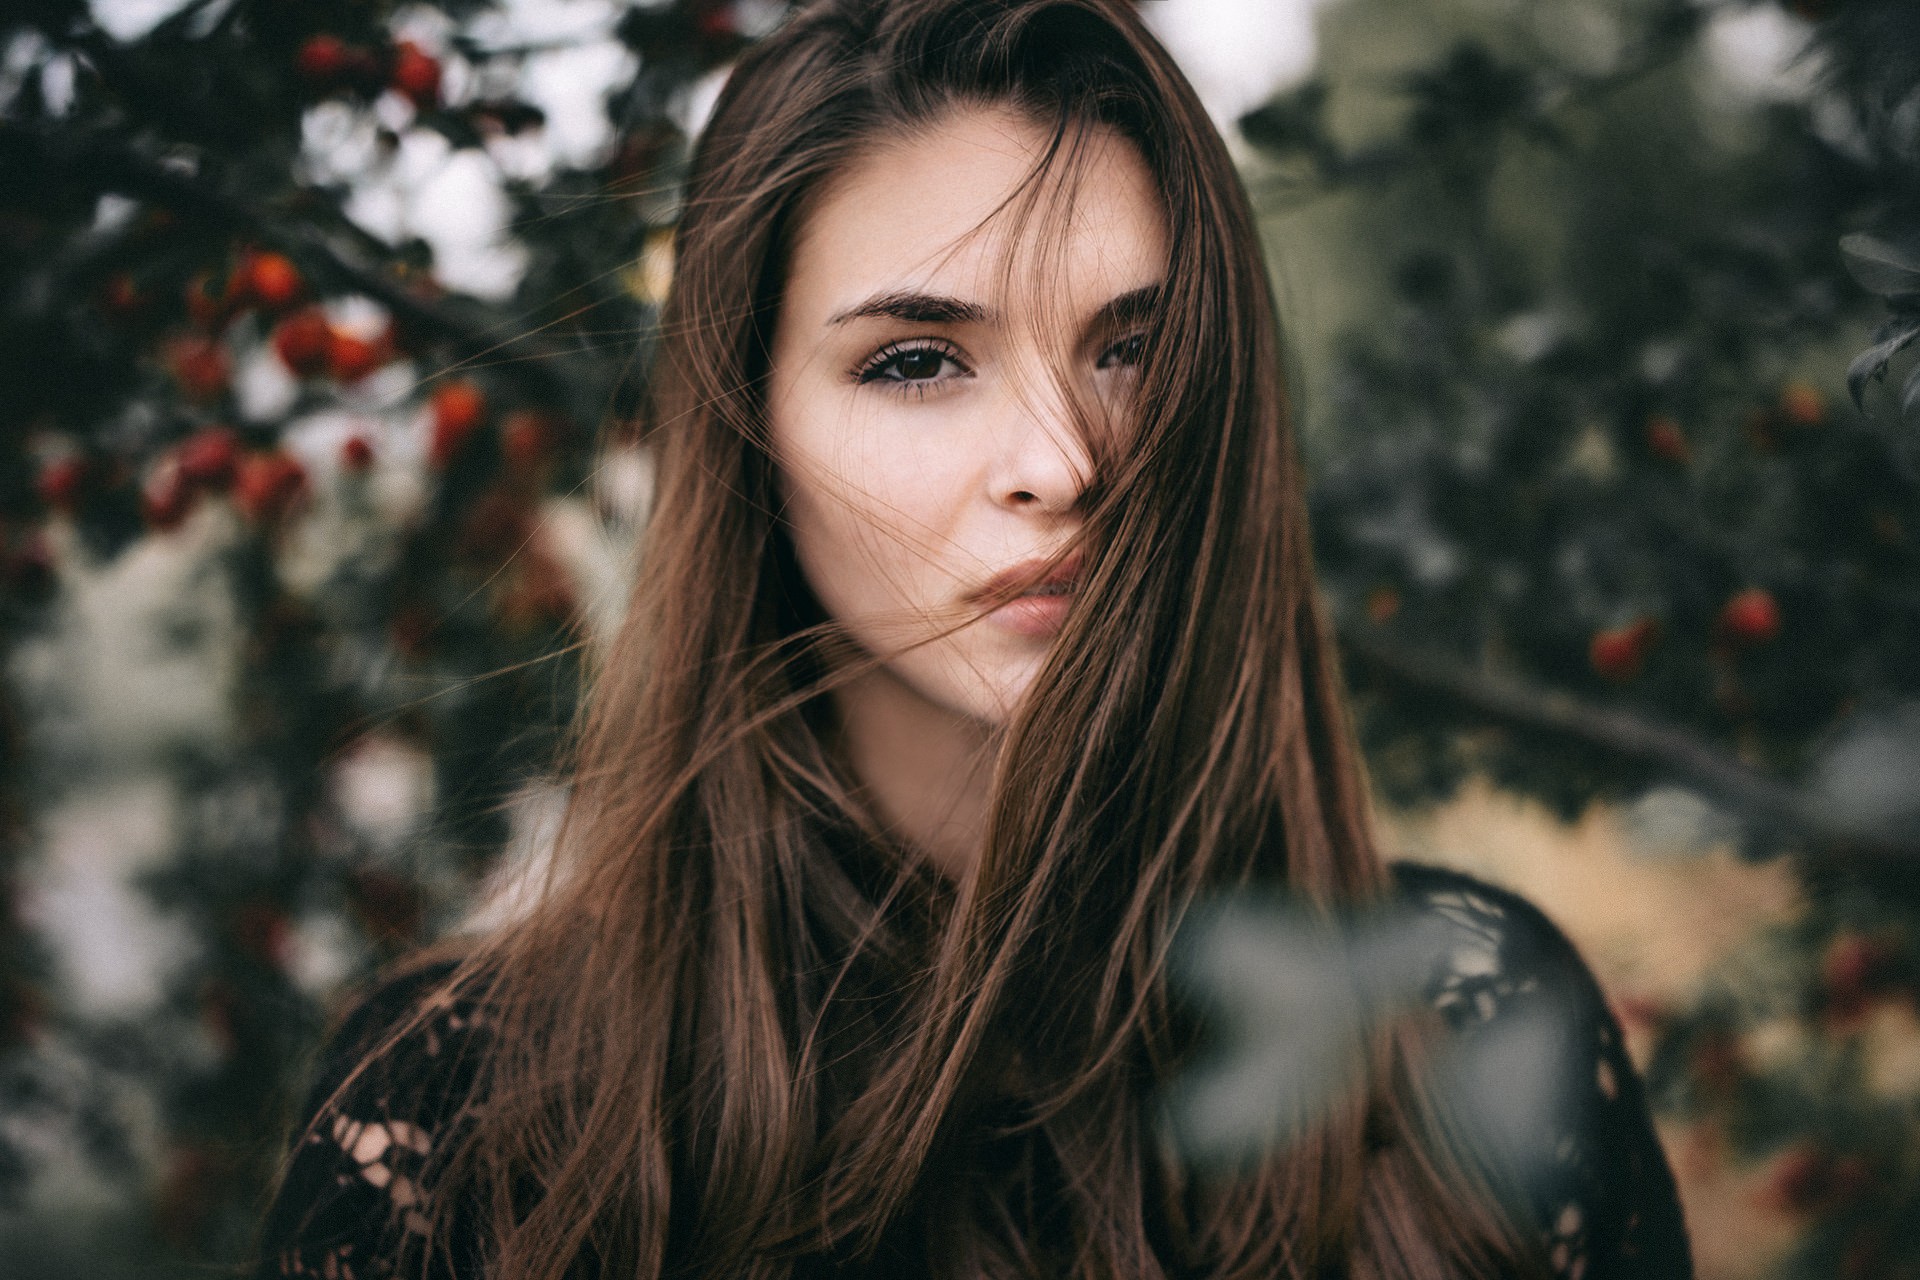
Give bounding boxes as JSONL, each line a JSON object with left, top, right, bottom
{"left": 1820, "top": 930, "right": 1903, "bottom": 1028}
{"left": 137, "top": 427, "right": 309, "bottom": 531}
{"left": 1594, "top": 387, "right": 1817, "bottom": 680}
{"left": 140, "top": 248, "right": 405, "bottom": 402}
{"left": 295, "top": 34, "right": 443, "bottom": 110}
{"left": 423, "top": 383, "right": 559, "bottom": 473}
{"left": 1641, "top": 382, "right": 1826, "bottom": 466}
{"left": 430, "top": 381, "right": 487, "bottom": 467}
{"left": 1762, "top": 1142, "right": 1872, "bottom": 1219}
{"left": 128, "top": 249, "right": 315, "bottom": 403}
{"left": 269, "top": 306, "right": 399, "bottom": 386}
{"left": 34, "top": 455, "right": 97, "bottom": 514}
{"left": 1588, "top": 587, "right": 1781, "bottom": 682}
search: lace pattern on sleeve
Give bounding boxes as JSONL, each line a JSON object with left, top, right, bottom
{"left": 253, "top": 963, "right": 486, "bottom": 1280}
{"left": 1394, "top": 863, "right": 1693, "bottom": 1280}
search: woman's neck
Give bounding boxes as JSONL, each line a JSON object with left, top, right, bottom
{"left": 833, "top": 666, "right": 996, "bottom": 881}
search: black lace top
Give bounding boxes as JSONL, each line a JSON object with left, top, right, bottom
{"left": 251, "top": 863, "right": 1692, "bottom": 1279}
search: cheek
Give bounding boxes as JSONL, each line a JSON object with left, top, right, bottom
{"left": 776, "top": 421, "right": 953, "bottom": 624}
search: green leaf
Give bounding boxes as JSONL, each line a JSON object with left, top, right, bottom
{"left": 1839, "top": 233, "right": 1920, "bottom": 299}
{"left": 1846, "top": 318, "right": 1920, "bottom": 410}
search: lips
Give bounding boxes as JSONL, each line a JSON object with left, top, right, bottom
{"left": 973, "top": 552, "right": 1083, "bottom": 605}
{"left": 971, "top": 552, "right": 1083, "bottom": 639}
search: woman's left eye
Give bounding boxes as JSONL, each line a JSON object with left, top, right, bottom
{"left": 855, "top": 341, "right": 971, "bottom": 391}
{"left": 1098, "top": 331, "right": 1147, "bottom": 369}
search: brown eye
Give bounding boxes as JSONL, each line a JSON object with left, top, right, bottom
{"left": 1098, "top": 332, "right": 1147, "bottom": 369}
{"left": 894, "top": 348, "right": 946, "bottom": 379}
{"left": 856, "top": 340, "right": 971, "bottom": 389}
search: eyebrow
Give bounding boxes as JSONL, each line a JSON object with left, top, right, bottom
{"left": 1096, "top": 283, "right": 1163, "bottom": 333}
{"left": 828, "top": 291, "right": 987, "bottom": 327}
{"left": 825, "top": 282, "right": 1163, "bottom": 333}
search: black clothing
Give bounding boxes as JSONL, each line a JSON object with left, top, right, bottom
{"left": 253, "top": 863, "right": 1692, "bottom": 1278}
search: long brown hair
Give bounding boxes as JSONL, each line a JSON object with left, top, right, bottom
{"left": 422, "top": 1, "right": 1539, "bottom": 1276}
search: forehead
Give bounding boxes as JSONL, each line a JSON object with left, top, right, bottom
{"left": 783, "top": 105, "right": 1167, "bottom": 325}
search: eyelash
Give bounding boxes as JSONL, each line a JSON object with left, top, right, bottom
{"left": 851, "top": 333, "right": 1149, "bottom": 398}
{"left": 853, "top": 340, "right": 972, "bottom": 398}
{"left": 1099, "top": 332, "right": 1147, "bottom": 369}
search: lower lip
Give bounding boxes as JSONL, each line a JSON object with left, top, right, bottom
{"left": 987, "top": 591, "right": 1074, "bottom": 638}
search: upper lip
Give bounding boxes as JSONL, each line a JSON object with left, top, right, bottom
{"left": 973, "top": 551, "right": 1083, "bottom": 603}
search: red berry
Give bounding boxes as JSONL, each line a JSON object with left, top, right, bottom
{"left": 142, "top": 466, "right": 194, "bottom": 532}
{"left": 1589, "top": 617, "right": 1655, "bottom": 681}
{"left": 326, "top": 328, "right": 387, "bottom": 383}
{"left": 497, "top": 551, "right": 577, "bottom": 631}
{"left": 1766, "top": 1145, "right": 1832, "bottom": 1214}
{"left": 296, "top": 34, "right": 349, "bottom": 83}
{"left": 1762, "top": 1145, "right": 1870, "bottom": 1216}
{"left": 1821, "top": 932, "right": 1895, "bottom": 1022}
{"left": 1780, "top": 380, "right": 1824, "bottom": 428}
{"left": 430, "top": 380, "right": 487, "bottom": 466}
{"left": 298, "top": 37, "right": 382, "bottom": 92}
{"left": 390, "top": 604, "right": 436, "bottom": 660}
{"left": 1365, "top": 585, "right": 1400, "bottom": 624}
{"left": 1644, "top": 414, "right": 1690, "bottom": 464}
{"left": 500, "top": 411, "right": 553, "bottom": 470}
{"left": 231, "top": 901, "right": 293, "bottom": 969}
{"left": 1718, "top": 588, "right": 1780, "bottom": 646}
{"left": 1692, "top": 1030, "right": 1745, "bottom": 1096}
{"left": 167, "top": 336, "right": 230, "bottom": 403}
{"left": 242, "top": 251, "right": 303, "bottom": 311}
{"left": 271, "top": 308, "right": 332, "bottom": 377}
{"left": 36, "top": 457, "right": 89, "bottom": 512}
{"left": 389, "top": 41, "right": 442, "bottom": 109}
{"left": 340, "top": 435, "right": 376, "bottom": 473}
{"left": 183, "top": 271, "right": 227, "bottom": 330}
{"left": 1822, "top": 934, "right": 1885, "bottom": 991}
{"left": 100, "top": 273, "right": 143, "bottom": 319}
{"left": 234, "top": 451, "right": 307, "bottom": 523}
{"left": 178, "top": 427, "right": 239, "bottom": 489}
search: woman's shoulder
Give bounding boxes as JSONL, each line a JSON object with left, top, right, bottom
{"left": 305, "top": 952, "right": 492, "bottom": 1128}
{"left": 252, "top": 953, "right": 492, "bottom": 1279}
{"left": 1384, "top": 860, "right": 1693, "bottom": 1278}
{"left": 1385, "top": 859, "right": 1608, "bottom": 1026}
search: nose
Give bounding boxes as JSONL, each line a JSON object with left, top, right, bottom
{"left": 988, "top": 376, "right": 1094, "bottom": 515}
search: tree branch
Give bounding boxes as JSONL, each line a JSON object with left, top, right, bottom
{"left": 1338, "top": 625, "right": 1920, "bottom": 863}
{"left": 1, "top": 120, "right": 595, "bottom": 409}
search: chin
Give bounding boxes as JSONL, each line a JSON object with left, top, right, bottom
{"left": 860, "top": 629, "right": 1052, "bottom": 730}
{"left": 940, "top": 651, "right": 1049, "bottom": 728}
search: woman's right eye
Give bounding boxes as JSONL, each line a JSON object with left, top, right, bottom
{"left": 855, "top": 341, "right": 971, "bottom": 391}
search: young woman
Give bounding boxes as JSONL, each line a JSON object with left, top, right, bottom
{"left": 254, "top": 1, "right": 1691, "bottom": 1277}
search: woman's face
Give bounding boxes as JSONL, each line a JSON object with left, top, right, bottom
{"left": 766, "top": 105, "right": 1168, "bottom": 725}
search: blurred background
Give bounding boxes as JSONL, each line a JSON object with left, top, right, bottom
{"left": 1, "top": 0, "right": 1917, "bottom": 1275}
